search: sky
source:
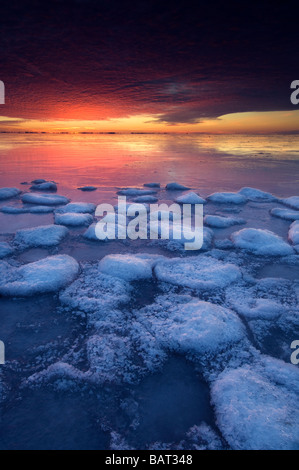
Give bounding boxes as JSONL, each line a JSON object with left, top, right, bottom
{"left": 0, "top": 0, "right": 298, "bottom": 133}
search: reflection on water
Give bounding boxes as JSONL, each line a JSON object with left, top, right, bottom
{"left": 0, "top": 133, "right": 298, "bottom": 197}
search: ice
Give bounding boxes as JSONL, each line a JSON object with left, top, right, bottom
{"left": 83, "top": 214, "right": 127, "bottom": 240}
{"left": 281, "top": 196, "right": 299, "bottom": 210}
{"left": 154, "top": 255, "right": 241, "bottom": 290}
{"left": 211, "top": 362, "right": 299, "bottom": 450}
{"left": 55, "top": 202, "right": 96, "bottom": 214}
{"left": 99, "top": 254, "right": 155, "bottom": 281}
{"left": 175, "top": 192, "right": 206, "bottom": 205}
{"left": 77, "top": 186, "right": 97, "bottom": 191}
{"left": 165, "top": 183, "right": 191, "bottom": 191}
{"left": 31, "top": 179, "right": 46, "bottom": 184}
{"left": 143, "top": 183, "right": 160, "bottom": 188}
{"left": 14, "top": 225, "right": 69, "bottom": 248}
{"left": 22, "top": 193, "right": 70, "bottom": 205}
{"left": 288, "top": 221, "right": 299, "bottom": 246}
{"left": 59, "top": 262, "right": 131, "bottom": 318}
{"left": 30, "top": 182, "right": 57, "bottom": 191}
{"left": 54, "top": 212, "right": 93, "bottom": 227}
{"left": 0, "top": 206, "right": 29, "bottom": 214}
{"left": 270, "top": 207, "right": 299, "bottom": 221}
{"left": 207, "top": 192, "right": 247, "bottom": 204}
{"left": 27, "top": 206, "right": 55, "bottom": 214}
{"left": 229, "top": 298, "right": 283, "bottom": 320}
{"left": 117, "top": 188, "right": 157, "bottom": 197}
{"left": 133, "top": 195, "right": 158, "bottom": 203}
{"left": 0, "top": 242, "right": 14, "bottom": 258}
{"left": 0, "top": 187, "right": 21, "bottom": 200}
{"left": 231, "top": 228, "right": 294, "bottom": 256}
{"left": 204, "top": 215, "right": 246, "bottom": 228}
{"left": 0, "top": 255, "right": 79, "bottom": 296}
{"left": 238, "top": 187, "right": 277, "bottom": 202}
{"left": 83, "top": 224, "right": 99, "bottom": 240}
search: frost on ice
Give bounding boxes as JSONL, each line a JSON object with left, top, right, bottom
{"left": 207, "top": 192, "right": 247, "bottom": 205}
{"left": 165, "top": 183, "right": 191, "bottom": 191}
{"left": 288, "top": 221, "right": 299, "bottom": 246}
{"left": 270, "top": 207, "right": 299, "bottom": 221}
{"left": 0, "top": 255, "right": 79, "bottom": 296}
{"left": 22, "top": 193, "right": 70, "bottom": 206}
{"left": 0, "top": 242, "right": 14, "bottom": 259}
{"left": 238, "top": 187, "right": 277, "bottom": 202}
{"left": 55, "top": 202, "right": 96, "bottom": 214}
{"left": 281, "top": 196, "right": 299, "bottom": 210}
{"left": 99, "top": 254, "right": 155, "bottom": 281}
{"left": 0, "top": 187, "right": 21, "bottom": 200}
{"left": 231, "top": 228, "right": 293, "bottom": 256}
{"left": 204, "top": 215, "right": 246, "bottom": 228}
{"left": 175, "top": 192, "right": 206, "bottom": 205}
{"left": 30, "top": 182, "right": 57, "bottom": 191}
{"left": 14, "top": 225, "right": 69, "bottom": 248}
{"left": 54, "top": 212, "right": 93, "bottom": 227}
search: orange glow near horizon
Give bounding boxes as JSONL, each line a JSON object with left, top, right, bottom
{"left": 0, "top": 110, "right": 299, "bottom": 134}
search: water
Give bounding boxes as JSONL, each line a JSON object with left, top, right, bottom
{"left": 0, "top": 133, "right": 298, "bottom": 450}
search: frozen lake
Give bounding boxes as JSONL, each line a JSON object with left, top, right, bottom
{"left": 0, "top": 133, "right": 298, "bottom": 450}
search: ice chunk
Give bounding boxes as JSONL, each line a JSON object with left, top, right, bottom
{"left": 0, "top": 242, "right": 13, "bottom": 258}
{"left": 28, "top": 205, "right": 55, "bottom": 214}
{"left": 211, "top": 364, "right": 299, "bottom": 450}
{"left": 83, "top": 223, "right": 99, "bottom": 240}
{"left": 0, "top": 187, "right": 21, "bottom": 200}
{"left": 54, "top": 212, "right": 93, "bottom": 227}
{"left": 231, "top": 228, "right": 293, "bottom": 256}
{"left": 166, "top": 183, "right": 191, "bottom": 191}
{"left": 14, "top": 225, "right": 69, "bottom": 248}
{"left": 238, "top": 187, "right": 277, "bottom": 202}
{"left": 0, "top": 206, "right": 29, "bottom": 214}
{"left": 154, "top": 256, "right": 241, "bottom": 290}
{"left": 77, "top": 186, "right": 97, "bottom": 191}
{"left": 175, "top": 192, "right": 206, "bottom": 205}
{"left": 0, "top": 255, "right": 79, "bottom": 296}
{"left": 133, "top": 195, "right": 158, "bottom": 203}
{"left": 270, "top": 208, "right": 299, "bottom": 221}
{"left": 30, "top": 182, "right": 57, "bottom": 191}
{"left": 99, "top": 254, "right": 154, "bottom": 281}
{"left": 31, "top": 179, "right": 46, "bottom": 184}
{"left": 143, "top": 183, "right": 160, "bottom": 188}
{"left": 117, "top": 188, "right": 157, "bottom": 197}
{"left": 230, "top": 298, "right": 283, "bottom": 320}
{"left": 288, "top": 221, "right": 299, "bottom": 245}
{"left": 22, "top": 193, "right": 69, "bottom": 205}
{"left": 55, "top": 202, "right": 96, "bottom": 214}
{"left": 281, "top": 196, "right": 299, "bottom": 210}
{"left": 204, "top": 215, "right": 246, "bottom": 228}
{"left": 207, "top": 192, "right": 247, "bottom": 204}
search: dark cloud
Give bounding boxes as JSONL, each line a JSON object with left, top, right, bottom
{"left": 0, "top": 0, "right": 298, "bottom": 123}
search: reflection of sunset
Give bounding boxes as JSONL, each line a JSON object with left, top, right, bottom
{"left": 1, "top": 110, "right": 299, "bottom": 134}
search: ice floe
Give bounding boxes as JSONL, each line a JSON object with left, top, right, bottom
{"left": 0, "top": 255, "right": 79, "bottom": 296}
{"left": 238, "top": 187, "right": 277, "bottom": 202}
{"left": 143, "top": 183, "right": 160, "bottom": 188}
{"left": 99, "top": 254, "right": 156, "bottom": 281}
{"left": 0, "top": 242, "right": 14, "bottom": 258}
{"left": 22, "top": 193, "right": 69, "bottom": 205}
{"left": 175, "top": 192, "right": 206, "bottom": 205}
{"left": 133, "top": 195, "right": 158, "bottom": 203}
{"left": 0, "top": 205, "right": 55, "bottom": 214}
{"left": 204, "top": 215, "right": 246, "bottom": 228}
{"left": 30, "top": 182, "right": 57, "bottom": 191}
{"left": 288, "top": 221, "right": 299, "bottom": 246}
{"left": 207, "top": 192, "right": 247, "bottom": 204}
{"left": 77, "top": 186, "right": 97, "bottom": 191}
{"left": 270, "top": 207, "right": 299, "bottom": 221}
{"left": 0, "top": 187, "right": 21, "bottom": 200}
{"left": 154, "top": 255, "right": 241, "bottom": 290}
{"left": 165, "top": 183, "right": 191, "bottom": 191}
{"left": 14, "top": 225, "right": 69, "bottom": 248}
{"left": 281, "top": 196, "right": 299, "bottom": 210}
{"left": 55, "top": 202, "right": 96, "bottom": 214}
{"left": 211, "top": 361, "right": 299, "bottom": 450}
{"left": 54, "top": 212, "right": 93, "bottom": 227}
{"left": 231, "top": 228, "right": 293, "bottom": 256}
{"left": 117, "top": 188, "right": 157, "bottom": 197}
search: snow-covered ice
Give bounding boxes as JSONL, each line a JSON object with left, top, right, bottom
{"left": 231, "top": 228, "right": 294, "bottom": 256}
{"left": 204, "top": 215, "right": 246, "bottom": 228}
{"left": 238, "top": 187, "right": 277, "bottom": 202}
{"left": 22, "top": 193, "right": 70, "bottom": 205}
{"left": 288, "top": 221, "right": 299, "bottom": 246}
{"left": 154, "top": 255, "right": 241, "bottom": 290}
{"left": 77, "top": 186, "right": 97, "bottom": 191}
{"left": 54, "top": 212, "right": 93, "bottom": 227}
{"left": 0, "top": 205, "right": 55, "bottom": 214}
{"left": 0, "top": 242, "right": 14, "bottom": 258}
{"left": 175, "top": 192, "right": 206, "bottom": 205}
{"left": 270, "top": 207, "right": 299, "bottom": 221}
{"left": 165, "top": 183, "right": 191, "bottom": 191}
{"left": 30, "top": 182, "right": 57, "bottom": 191}
{"left": 0, "top": 187, "right": 21, "bottom": 200}
{"left": 211, "top": 361, "right": 299, "bottom": 450}
{"left": 99, "top": 254, "right": 156, "bottom": 281}
{"left": 207, "top": 192, "right": 247, "bottom": 204}
{"left": 14, "top": 225, "right": 69, "bottom": 248}
{"left": 55, "top": 202, "right": 96, "bottom": 214}
{"left": 0, "top": 255, "right": 79, "bottom": 296}
{"left": 143, "top": 183, "right": 160, "bottom": 188}
{"left": 117, "top": 188, "right": 157, "bottom": 197}
{"left": 133, "top": 195, "right": 158, "bottom": 203}
{"left": 281, "top": 196, "right": 299, "bottom": 210}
